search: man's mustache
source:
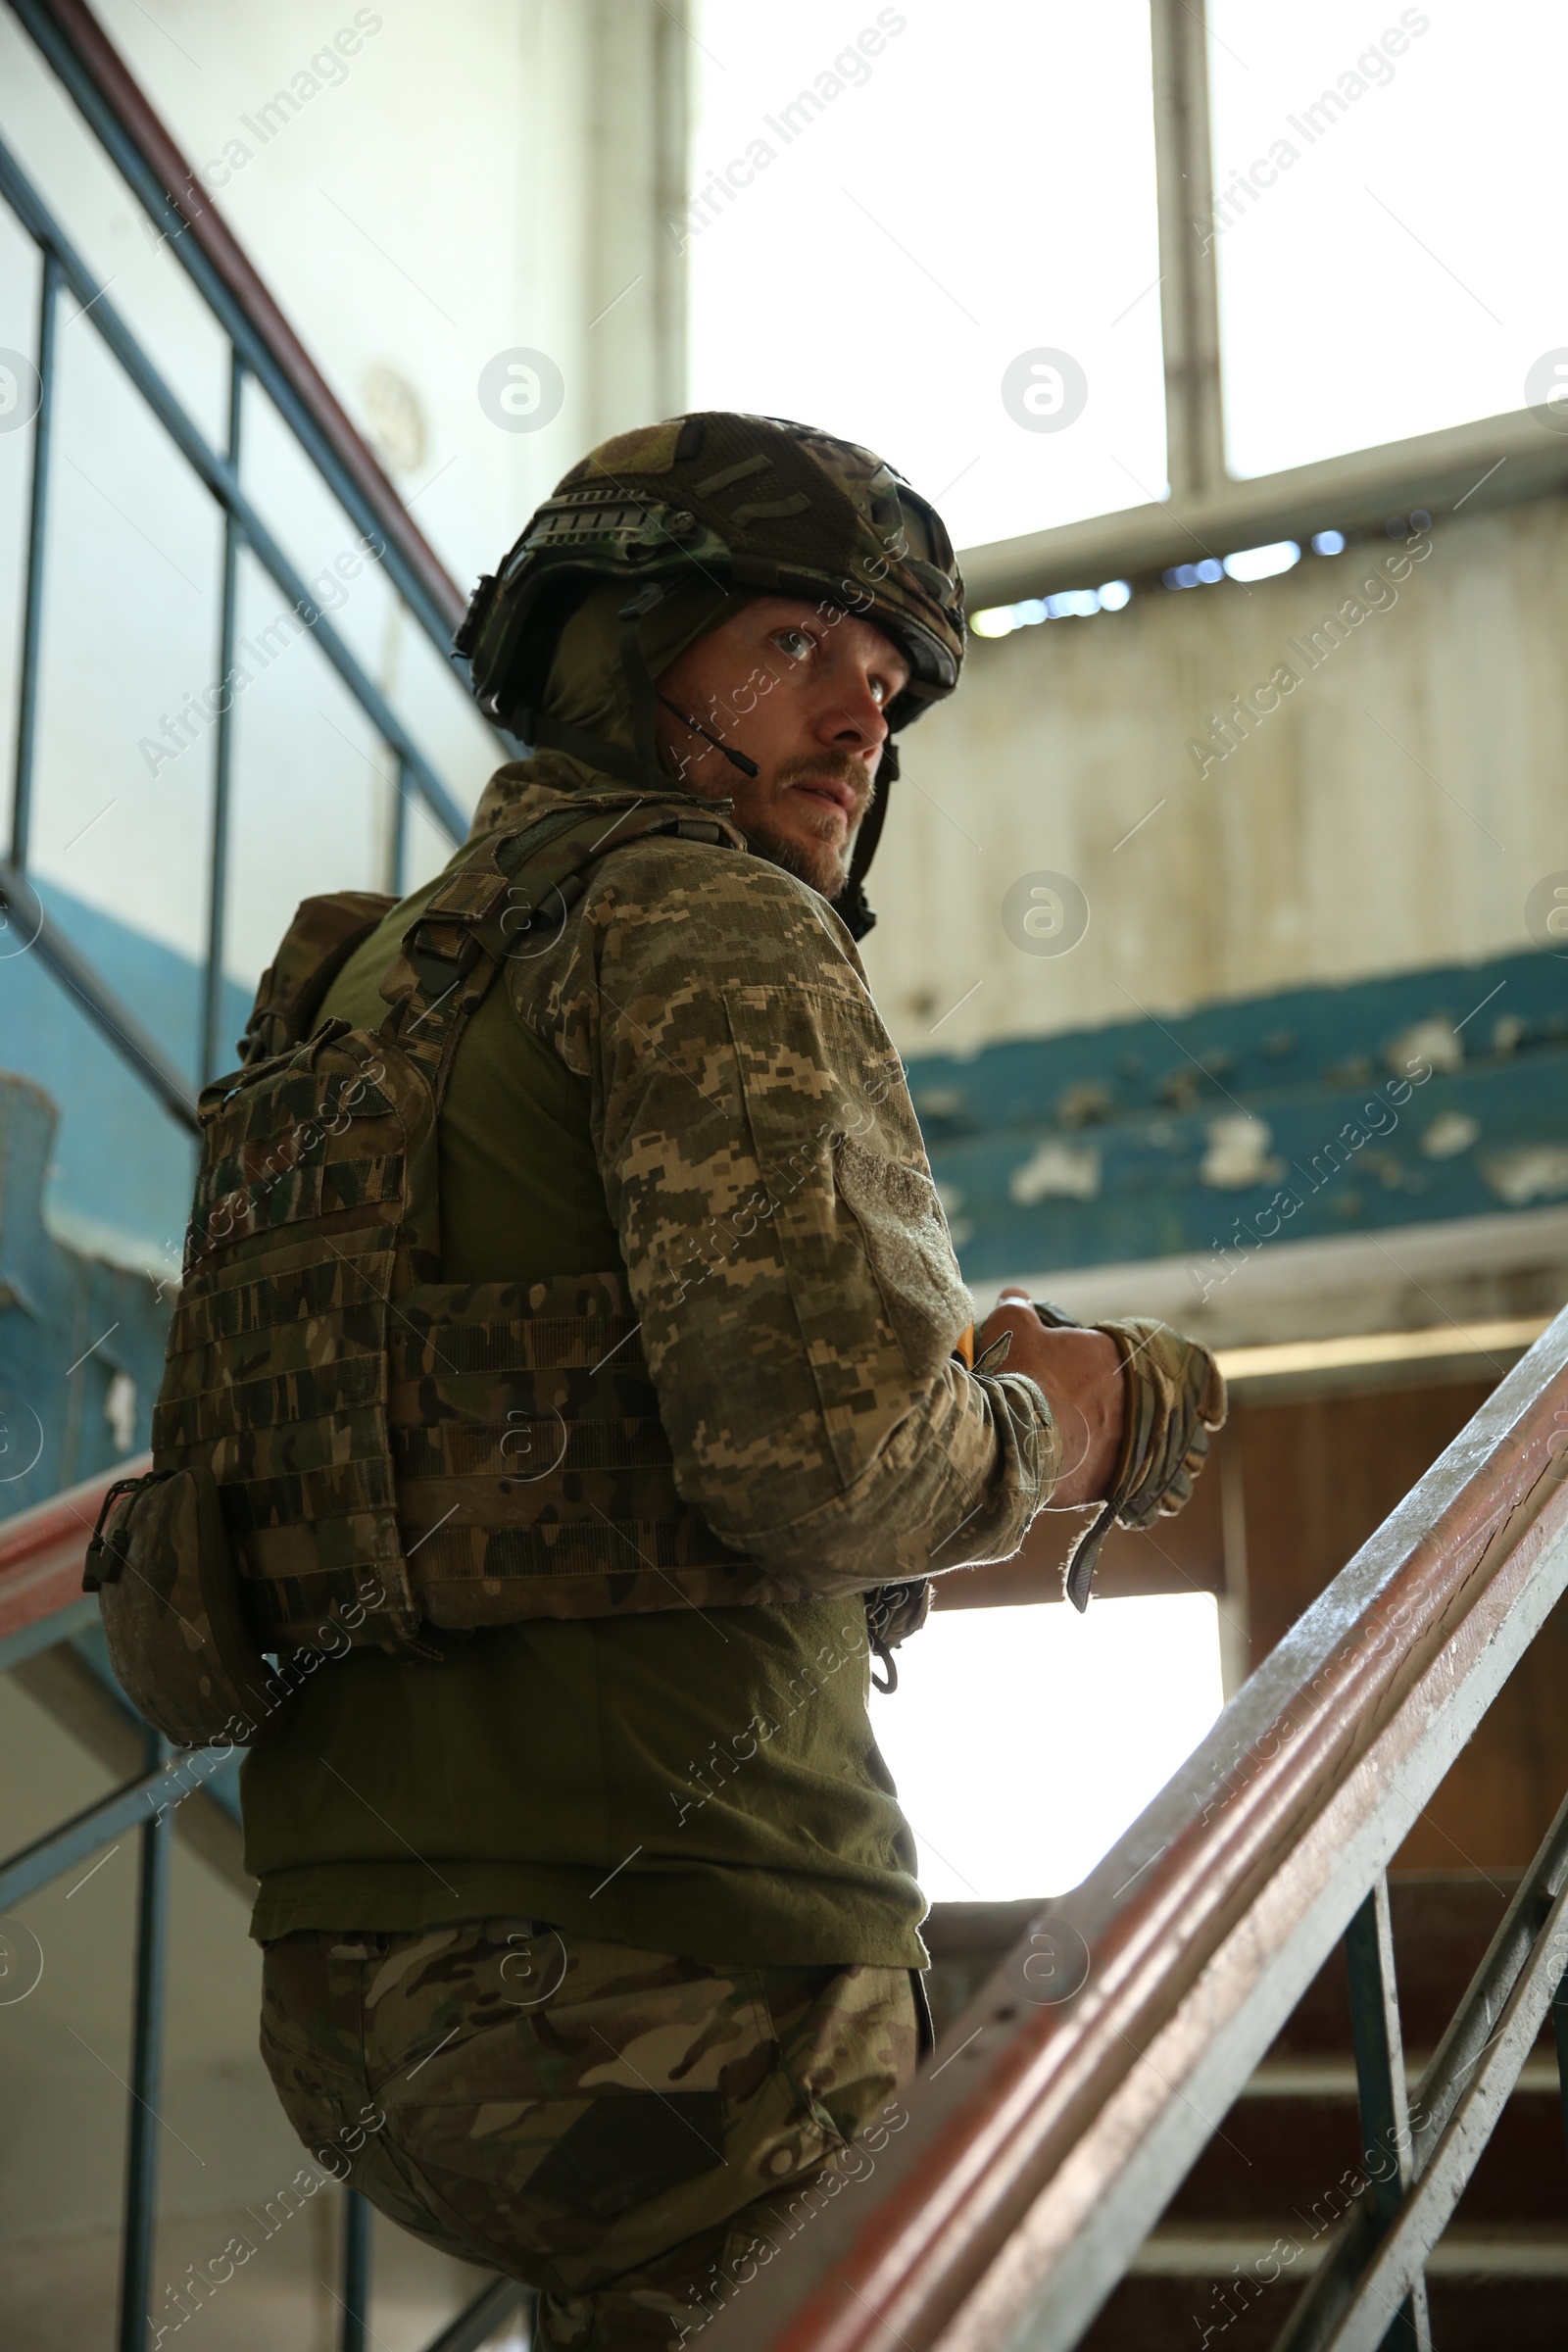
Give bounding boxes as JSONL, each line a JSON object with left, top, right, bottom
{"left": 775, "top": 756, "right": 876, "bottom": 818}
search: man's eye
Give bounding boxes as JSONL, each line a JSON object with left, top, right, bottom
{"left": 771, "top": 627, "right": 814, "bottom": 662}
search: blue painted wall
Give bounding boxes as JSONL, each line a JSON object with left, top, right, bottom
{"left": 906, "top": 948, "right": 1568, "bottom": 1281}
{"left": 0, "top": 1071, "right": 172, "bottom": 1518}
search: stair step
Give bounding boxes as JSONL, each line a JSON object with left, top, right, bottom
{"left": 1133, "top": 2221, "right": 1568, "bottom": 2277}
{"left": 1241, "top": 2052, "right": 1559, "bottom": 2096}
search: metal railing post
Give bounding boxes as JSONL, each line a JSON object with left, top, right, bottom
{"left": 11, "top": 245, "right": 58, "bottom": 869}
{"left": 340, "top": 2187, "right": 372, "bottom": 2352}
{"left": 390, "top": 755, "right": 411, "bottom": 901}
{"left": 1344, "top": 1875, "right": 1432, "bottom": 2351}
{"left": 202, "top": 348, "right": 244, "bottom": 1087}
{"left": 1552, "top": 1962, "right": 1568, "bottom": 2167}
{"left": 117, "top": 1728, "right": 172, "bottom": 2352}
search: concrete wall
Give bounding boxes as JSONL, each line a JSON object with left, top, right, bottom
{"left": 865, "top": 497, "right": 1568, "bottom": 1060}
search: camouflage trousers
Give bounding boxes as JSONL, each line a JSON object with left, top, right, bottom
{"left": 260, "top": 1922, "right": 919, "bottom": 2350}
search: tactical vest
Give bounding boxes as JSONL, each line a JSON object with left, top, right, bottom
{"left": 149, "top": 796, "right": 776, "bottom": 1658}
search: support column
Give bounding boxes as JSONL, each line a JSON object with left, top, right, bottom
{"left": 118, "top": 1733, "right": 172, "bottom": 2352}
{"left": 580, "top": 0, "right": 693, "bottom": 440}
{"left": 1149, "top": 0, "right": 1226, "bottom": 497}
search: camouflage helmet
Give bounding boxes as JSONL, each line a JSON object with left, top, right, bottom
{"left": 454, "top": 412, "right": 967, "bottom": 935}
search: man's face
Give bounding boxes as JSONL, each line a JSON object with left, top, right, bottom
{"left": 653, "top": 595, "right": 910, "bottom": 899}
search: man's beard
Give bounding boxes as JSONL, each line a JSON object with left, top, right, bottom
{"left": 746, "top": 815, "right": 855, "bottom": 897}
{"left": 741, "top": 759, "right": 872, "bottom": 900}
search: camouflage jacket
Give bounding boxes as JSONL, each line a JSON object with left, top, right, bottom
{"left": 473, "top": 762, "right": 1059, "bottom": 1592}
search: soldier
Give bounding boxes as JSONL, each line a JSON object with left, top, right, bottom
{"left": 149, "top": 414, "right": 1222, "bottom": 2348}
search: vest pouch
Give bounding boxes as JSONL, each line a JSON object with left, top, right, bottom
{"left": 85, "top": 1466, "right": 275, "bottom": 1748}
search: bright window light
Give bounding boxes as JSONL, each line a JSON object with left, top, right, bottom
{"left": 1164, "top": 559, "right": 1226, "bottom": 590}
{"left": 970, "top": 581, "right": 1132, "bottom": 638}
{"left": 689, "top": 3, "right": 1166, "bottom": 553}
{"left": 1207, "top": 1, "right": 1568, "bottom": 475}
{"left": 870, "top": 1593, "right": 1226, "bottom": 1902}
{"left": 1223, "top": 538, "right": 1300, "bottom": 582}
{"left": 1311, "top": 528, "right": 1348, "bottom": 556}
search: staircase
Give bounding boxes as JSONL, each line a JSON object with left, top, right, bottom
{"left": 5, "top": 5, "right": 1568, "bottom": 2351}
{"left": 696, "top": 1312, "right": 1568, "bottom": 2352}
{"left": 918, "top": 1880, "right": 1568, "bottom": 2351}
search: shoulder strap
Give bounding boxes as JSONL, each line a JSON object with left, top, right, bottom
{"left": 374, "top": 792, "right": 745, "bottom": 1105}
{"left": 238, "top": 890, "right": 396, "bottom": 1068}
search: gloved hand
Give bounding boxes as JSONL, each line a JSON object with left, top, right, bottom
{"left": 1061, "top": 1313, "right": 1227, "bottom": 1610}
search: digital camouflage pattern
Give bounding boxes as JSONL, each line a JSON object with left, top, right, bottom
{"left": 150, "top": 772, "right": 1056, "bottom": 1664}
{"left": 260, "top": 1919, "right": 917, "bottom": 2349}
{"left": 487, "top": 774, "right": 1056, "bottom": 1595}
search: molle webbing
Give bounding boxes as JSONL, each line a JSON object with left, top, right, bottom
{"left": 152, "top": 795, "right": 751, "bottom": 1654}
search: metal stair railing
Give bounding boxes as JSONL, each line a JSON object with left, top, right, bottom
{"left": 697, "top": 1302, "right": 1568, "bottom": 2352}
{"left": 0, "top": 1460, "right": 531, "bottom": 2345}
{"left": 0, "top": 2, "right": 526, "bottom": 2338}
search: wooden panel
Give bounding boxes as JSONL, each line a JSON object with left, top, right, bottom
{"left": 1239, "top": 1377, "right": 1568, "bottom": 1868}
{"left": 1238, "top": 1380, "right": 1494, "bottom": 1662}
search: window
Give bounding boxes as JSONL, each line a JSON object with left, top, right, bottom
{"left": 688, "top": 1, "right": 1166, "bottom": 552}
{"left": 1208, "top": 1, "right": 1568, "bottom": 477}
{"left": 870, "top": 1593, "right": 1225, "bottom": 1900}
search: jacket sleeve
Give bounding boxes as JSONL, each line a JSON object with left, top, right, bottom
{"left": 524, "top": 840, "right": 1061, "bottom": 1595}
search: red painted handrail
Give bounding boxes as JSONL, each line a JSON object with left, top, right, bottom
{"left": 0, "top": 1452, "right": 150, "bottom": 1644}
{"left": 704, "top": 1310, "right": 1568, "bottom": 2351}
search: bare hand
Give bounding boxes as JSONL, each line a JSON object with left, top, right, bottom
{"left": 974, "top": 1288, "right": 1125, "bottom": 1507}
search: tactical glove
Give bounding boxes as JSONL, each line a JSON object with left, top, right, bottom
{"left": 1032, "top": 1307, "right": 1226, "bottom": 1612}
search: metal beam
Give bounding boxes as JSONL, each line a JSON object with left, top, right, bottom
{"left": 0, "top": 861, "right": 201, "bottom": 1131}
{"left": 7, "top": 0, "right": 466, "bottom": 660}
{"left": 340, "top": 2190, "right": 371, "bottom": 2352}
{"left": 1149, "top": 0, "right": 1225, "bottom": 498}
{"left": 421, "top": 2278, "right": 527, "bottom": 2352}
{"left": 958, "top": 402, "right": 1568, "bottom": 612}
{"left": 1409, "top": 1788, "right": 1568, "bottom": 2178}
{"left": 118, "top": 1728, "right": 171, "bottom": 2352}
{"left": 1277, "top": 1788, "right": 1568, "bottom": 2346}
{"left": 202, "top": 351, "right": 244, "bottom": 1086}
{"left": 10, "top": 247, "right": 58, "bottom": 867}
{"left": 0, "top": 1752, "right": 183, "bottom": 1911}
{"left": 0, "top": 132, "right": 466, "bottom": 846}
{"left": 1313, "top": 1877, "right": 1568, "bottom": 2349}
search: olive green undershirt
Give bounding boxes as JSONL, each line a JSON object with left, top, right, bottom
{"left": 241, "top": 860, "right": 927, "bottom": 1966}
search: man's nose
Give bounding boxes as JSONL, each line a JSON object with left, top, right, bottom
{"left": 818, "top": 667, "right": 890, "bottom": 755}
